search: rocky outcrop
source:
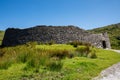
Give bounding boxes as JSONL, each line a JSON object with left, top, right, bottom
{"left": 2, "top": 25, "right": 111, "bottom": 48}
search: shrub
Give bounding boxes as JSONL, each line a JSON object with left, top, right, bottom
{"left": 37, "top": 42, "right": 44, "bottom": 45}
{"left": 16, "top": 42, "right": 38, "bottom": 63}
{"left": 68, "top": 41, "right": 91, "bottom": 48}
{"left": 39, "top": 54, "right": 49, "bottom": 66}
{"left": 46, "top": 60, "right": 63, "bottom": 71}
{"left": 26, "top": 58, "right": 38, "bottom": 68}
{"left": 87, "top": 48, "right": 97, "bottom": 58}
{"left": 25, "top": 42, "right": 37, "bottom": 48}
{"left": 0, "top": 47, "right": 17, "bottom": 69}
{"left": 68, "top": 41, "right": 82, "bottom": 47}
{"left": 48, "top": 40, "right": 55, "bottom": 45}
{"left": 68, "top": 53, "right": 75, "bottom": 58}
{"left": 76, "top": 46, "right": 90, "bottom": 57}
{"left": 0, "top": 59, "right": 12, "bottom": 69}
{"left": 49, "top": 50, "right": 69, "bottom": 59}
{"left": 17, "top": 52, "right": 29, "bottom": 63}
{"left": 0, "top": 48, "right": 5, "bottom": 57}
{"left": 23, "top": 51, "right": 50, "bottom": 72}
{"left": 24, "top": 58, "right": 40, "bottom": 72}
{"left": 83, "top": 43, "right": 91, "bottom": 46}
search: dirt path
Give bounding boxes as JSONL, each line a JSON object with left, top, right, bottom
{"left": 92, "top": 49, "right": 120, "bottom": 80}
{"left": 110, "top": 49, "right": 120, "bottom": 53}
{"left": 93, "top": 62, "right": 120, "bottom": 80}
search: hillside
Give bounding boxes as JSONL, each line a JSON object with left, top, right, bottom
{"left": 0, "top": 30, "right": 4, "bottom": 45}
{"left": 88, "top": 23, "right": 120, "bottom": 49}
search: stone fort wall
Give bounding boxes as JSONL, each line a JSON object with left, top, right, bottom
{"left": 2, "top": 25, "right": 111, "bottom": 48}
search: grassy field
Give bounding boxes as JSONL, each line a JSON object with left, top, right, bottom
{"left": 0, "top": 43, "right": 120, "bottom": 80}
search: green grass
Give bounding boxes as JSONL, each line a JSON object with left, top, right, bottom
{"left": 36, "top": 44, "right": 76, "bottom": 51}
{"left": 0, "top": 44, "right": 120, "bottom": 80}
{"left": 62, "top": 49, "right": 120, "bottom": 79}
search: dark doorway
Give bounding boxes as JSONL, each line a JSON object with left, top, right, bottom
{"left": 102, "top": 41, "right": 106, "bottom": 48}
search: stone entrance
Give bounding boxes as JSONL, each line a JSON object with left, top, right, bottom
{"left": 102, "top": 41, "right": 106, "bottom": 48}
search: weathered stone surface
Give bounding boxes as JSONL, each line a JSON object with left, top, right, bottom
{"left": 2, "top": 25, "right": 111, "bottom": 48}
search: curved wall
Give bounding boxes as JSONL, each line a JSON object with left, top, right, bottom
{"left": 2, "top": 26, "right": 111, "bottom": 48}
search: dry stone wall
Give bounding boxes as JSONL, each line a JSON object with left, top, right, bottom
{"left": 2, "top": 26, "right": 111, "bottom": 48}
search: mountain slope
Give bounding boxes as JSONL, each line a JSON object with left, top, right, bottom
{"left": 88, "top": 23, "right": 120, "bottom": 49}
{"left": 0, "top": 31, "right": 4, "bottom": 45}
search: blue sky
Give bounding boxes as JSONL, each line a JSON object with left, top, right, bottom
{"left": 0, "top": 0, "right": 120, "bottom": 30}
